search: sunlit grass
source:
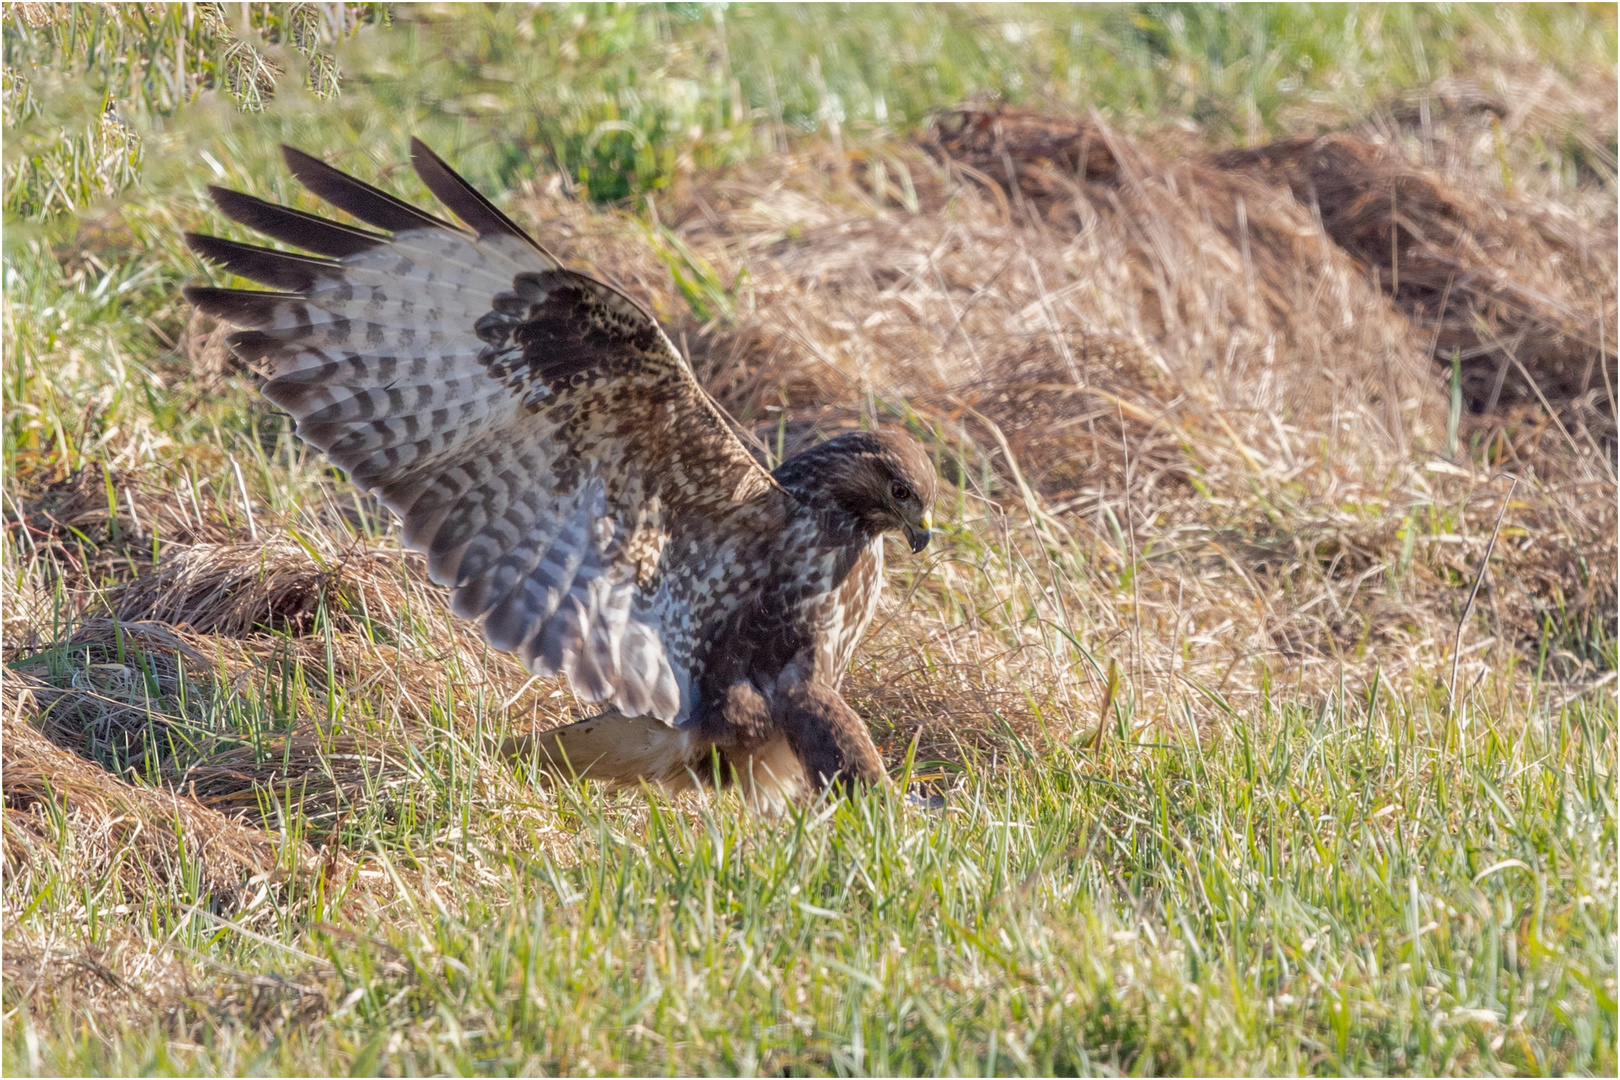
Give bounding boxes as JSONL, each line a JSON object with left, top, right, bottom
{"left": 3, "top": 3, "right": 1615, "bottom": 1077}
{"left": 6, "top": 647, "right": 1613, "bottom": 1074}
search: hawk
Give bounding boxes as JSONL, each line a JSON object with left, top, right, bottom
{"left": 183, "top": 140, "right": 937, "bottom": 808}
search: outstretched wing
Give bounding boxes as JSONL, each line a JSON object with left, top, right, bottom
{"left": 184, "top": 140, "right": 785, "bottom": 725}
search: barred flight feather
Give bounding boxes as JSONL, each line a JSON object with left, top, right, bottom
{"left": 184, "top": 139, "right": 786, "bottom": 727}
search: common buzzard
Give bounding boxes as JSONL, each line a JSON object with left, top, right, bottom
{"left": 184, "top": 140, "right": 937, "bottom": 808}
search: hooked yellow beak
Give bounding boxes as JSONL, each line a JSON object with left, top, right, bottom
{"left": 905, "top": 510, "right": 933, "bottom": 554}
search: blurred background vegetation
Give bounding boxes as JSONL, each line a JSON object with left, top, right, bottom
{"left": 6, "top": 2, "right": 1615, "bottom": 218}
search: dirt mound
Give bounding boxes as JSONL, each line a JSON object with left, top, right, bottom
{"left": 619, "top": 106, "right": 1444, "bottom": 507}
{"left": 923, "top": 105, "right": 1616, "bottom": 448}
{"left": 921, "top": 104, "right": 1429, "bottom": 344}
{"left": 113, "top": 537, "right": 407, "bottom": 637}
{"left": 1210, "top": 134, "right": 1615, "bottom": 435}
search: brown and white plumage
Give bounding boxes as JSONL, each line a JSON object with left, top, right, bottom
{"left": 184, "top": 140, "right": 936, "bottom": 805}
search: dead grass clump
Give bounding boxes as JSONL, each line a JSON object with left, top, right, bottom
{"left": 1208, "top": 134, "right": 1616, "bottom": 436}
{"left": 920, "top": 103, "right": 1425, "bottom": 346}
{"left": 10, "top": 463, "right": 237, "bottom": 552}
{"left": 849, "top": 610, "right": 1086, "bottom": 766}
{"left": 1376, "top": 57, "right": 1618, "bottom": 221}
{"left": 3, "top": 462, "right": 241, "bottom": 623}
{"left": 826, "top": 105, "right": 1436, "bottom": 462}
{"left": 2, "top": 673, "right": 300, "bottom": 911}
{"left": 923, "top": 104, "right": 1620, "bottom": 451}
{"left": 176, "top": 305, "right": 246, "bottom": 389}
{"left": 919, "top": 106, "right": 1419, "bottom": 375}
{"left": 1, "top": 927, "right": 333, "bottom": 1057}
{"left": 1463, "top": 476, "right": 1618, "bottom": 675}
{"left": 9, "top": 516, "right": 571, "bottom": 827}
{"left": 4, "top": 463, "right": 234, "bottom": 579}
{"left": 8, "top": 619, "right": 224, "bottom": 778}
{"left": 922, "top": 104, "right": 1125, "bottom": 204}
{"left": 7, "top": 528, "right": 476, "bottom": 828}
{"left": 112, "top": 536, "right": 409, "bottom": 638}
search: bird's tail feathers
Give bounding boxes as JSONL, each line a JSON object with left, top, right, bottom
{"left": 502, "top": 713, "right": 810, "bottom": 813}
{"left": 503, "top": 712, "right": 701, "bottom": 789}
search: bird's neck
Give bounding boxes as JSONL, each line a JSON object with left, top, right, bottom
{"left": 783, "top": 489, "right": 879, "bottom": 550}
{"left": 774, "top": 462, "right": 886, "bottom": 550}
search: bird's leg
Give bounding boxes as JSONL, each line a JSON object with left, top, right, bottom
{"left": 501, "top": 677, "right": 886, "bottom": 805}
{"left": 769, "top": 678, "right": 887, "bottom": 794}
{"left": 691, "top": 681, "right": 811, "bottom": 810}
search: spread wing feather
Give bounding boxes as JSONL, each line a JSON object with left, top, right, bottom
{"left": 184, "top": 140, "right": 785, "bottom": 725}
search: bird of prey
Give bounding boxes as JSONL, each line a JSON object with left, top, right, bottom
{"left": 183, "top": 140, "right": 937, "bottom": 809}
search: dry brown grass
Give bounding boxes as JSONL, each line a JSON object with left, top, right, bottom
{"left": 112, "top": 537, "right": 405, "bottom": 638}
{"left": 6, "top": 531, "right": 571, "bottom": 821}
{"left": 1, "top": 925, "right": 335, "bottom": 1062}
{"left": 1211, "top": 133, "right": 1615, "bottom": 435}
{"left": 1, "top": 683, "right": 340, "bottom": 1051}
{"left": 3, "top": 534, "right": 582, "bottom": 1018}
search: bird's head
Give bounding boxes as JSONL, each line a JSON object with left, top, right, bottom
{"left": 774, "top": 429, "right": 938, "bottom": 553}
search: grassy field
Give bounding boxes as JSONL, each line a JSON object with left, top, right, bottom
{"left": 3, "top": 3, "right": 1616, "bottom": 1075}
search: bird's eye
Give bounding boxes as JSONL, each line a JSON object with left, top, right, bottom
{"left": 890, "top": 480, "right": 911, "bottom": 502}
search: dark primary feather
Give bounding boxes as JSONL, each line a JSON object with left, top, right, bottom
{"left": 182, "top": 234, "right": 340, "bottom": 292}
{"left": 206, "top": 186, "right": 387, "bottom": 258}
{"left": 184, "top": 285, "right": 304, "bottom": 327}
{"left": 408, "top": 138, "right": 556, "bottom": 260}
{"left": 281, "top": 145, "right": 458, "bottom": 234}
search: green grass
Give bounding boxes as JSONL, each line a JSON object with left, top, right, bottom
{"left": 3, "top": 3, "right": 1615, "bottom": 1076}
{"left": 9, "top": 3, "right": 1615, "bottom": 220}
{"left": 7, "top": 665, "right": 1613, "bottom": 1075}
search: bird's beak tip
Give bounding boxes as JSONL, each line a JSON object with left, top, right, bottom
{"left": 906, "top": 524, "right": 931, "bottom": 554}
